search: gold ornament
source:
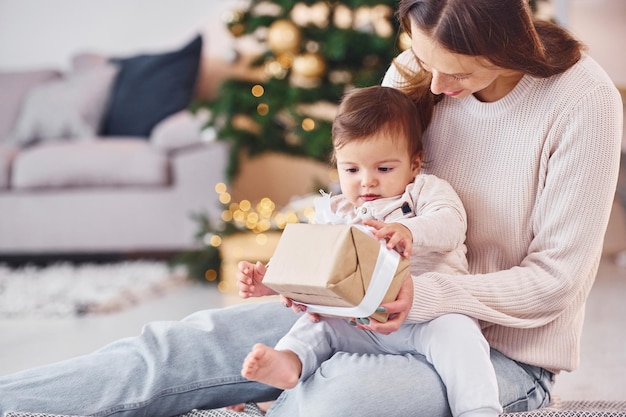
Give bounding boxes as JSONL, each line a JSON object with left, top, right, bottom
{"left": 232, "top": 114, "right": 262, "bottom": 135}
{"left": 291, "top": 52, "right": 326, "bottom": 79}
{"left": 223, "top": 9, "right": 246, "bottom": 37}
{"left": 398, "top": 31, "right": 412, "bottom": 51}
{"left": 264, "top": 58, "right": 289, "bottom": 79}
{"left": 352, "top": 5, "right": 393, "bottom": 37}
{"left": 333, "top": 4, "right": 353, "bottom": 29}
{"left": 291, "top": 2, "right": 330, "bottom": 28}
{"left": 371, "top": 5, "right": 394, "bottom": 38}
{"left": 267, "top": 20, "right": 301, "bottom": 54}
{"left": 328, "top": 70, "right": 352, "bottom": 85}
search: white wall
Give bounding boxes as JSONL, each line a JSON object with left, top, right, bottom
{"left": 0, "top": 0, "right": 243, "bottom": 71}
{"left": 0, "top": 0, "right": 623, "bottom": 86}
{"left": 565, "top": 0, "right": 626, "bottom": 87}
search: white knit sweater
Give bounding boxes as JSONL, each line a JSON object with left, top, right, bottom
{"left": 382, "top": 50, "right": 623, "bottom": 373}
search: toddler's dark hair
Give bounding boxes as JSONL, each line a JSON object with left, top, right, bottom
{"left": 332, "top": 86, "right": 433, "bottom": 161}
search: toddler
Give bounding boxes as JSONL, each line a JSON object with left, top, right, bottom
{"left": 238, "top": 86, "right": 502, "bottom": 417}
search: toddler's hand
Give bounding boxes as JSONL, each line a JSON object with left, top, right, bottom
{"left": 236, "top": 261, "right": 278, "bottom": 298}
{"left": 363, "top": 219, "right": 413, "bottom": 258}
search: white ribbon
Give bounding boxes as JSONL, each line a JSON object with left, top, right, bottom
{"left": 301, "top": 228, "right": 400, "bottom": 318}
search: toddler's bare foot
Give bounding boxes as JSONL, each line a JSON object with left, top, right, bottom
{"left": 241, "top": 343, "right": 302, "bottom": 390}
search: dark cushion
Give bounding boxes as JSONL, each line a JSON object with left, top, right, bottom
{"left": 101, "top": 34, "right": 202, "bottom": 138}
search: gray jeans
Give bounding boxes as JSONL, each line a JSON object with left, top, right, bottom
{"left": 0, "top": 302, "right": 553, "bottom": 417}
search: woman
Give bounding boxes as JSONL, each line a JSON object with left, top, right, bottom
{"left": 0, "top": 0, "right": 622, "bottom": 416}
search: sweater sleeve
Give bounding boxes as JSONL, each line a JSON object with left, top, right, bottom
{"left": 407, "top": 75, "right": 623, "bottom": 328}
{"left": 396, "top": 175, "right": 467, "bottom": 254}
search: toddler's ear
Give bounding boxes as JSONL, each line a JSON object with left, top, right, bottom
{"left": 411, "top": 152, "right": 423, "bottom": 174}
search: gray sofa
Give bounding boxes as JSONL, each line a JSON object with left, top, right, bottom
{"left": 0, "top": 35, "right": 229, "bottom": 255}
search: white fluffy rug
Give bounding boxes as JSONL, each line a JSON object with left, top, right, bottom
{"left": 0, "top": 261, "right": 188, "bottom": 318}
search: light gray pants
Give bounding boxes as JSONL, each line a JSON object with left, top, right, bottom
{"left": 275, "top": 313, "right": 501, "bottom": 417}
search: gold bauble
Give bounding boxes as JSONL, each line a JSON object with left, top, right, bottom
{"left": 232, "top": 114, "right": 262, "bottom": 135}
{"left": 291, "top": 2, "right": 330, "bottom": 28}
{"left": 291, "top": 52, "right": 326, "bottom": 79}
{"left": 333, "top": 4, "right": 353, "bottom": 29}
{"left": 267, "top": 20, "right": 301, "bottom": 54}
{"left": 228, "top": 23, "right": 245, "bottom": 37}
{"left": 224, "top": 9, "right": 246, "bottom": 37}
{"left": 398, "top": 31, "right": 412, "bottom": 50}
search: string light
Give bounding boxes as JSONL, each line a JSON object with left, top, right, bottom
{"left": 209, "top": 184, "right": 318, "bottom": 291}
{"left": 215, "top": 182, "right": 228, "bottom": 194}
{"left": 302, "top": 118, "right": 315, "bottom": 131}
{"left": 251, "top": 84, "right": 265, "bottom": 97}
{"left": 213, "top": 184, "right": 312, "bottom": 235}
{"left": 204, "top": 269, "right": 218, "bottom": 282}
{"left": 257, "top": 103, "right": 269, "bottom": 116}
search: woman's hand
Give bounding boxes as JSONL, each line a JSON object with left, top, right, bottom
{"left": 351, "top": 274, "right": 414, "bottom": 335}
{"left": 281, "top": 296, "right": 321, "bottom": 323}
{"left": 236, "top": 261, "right": 278, "bottom": 299}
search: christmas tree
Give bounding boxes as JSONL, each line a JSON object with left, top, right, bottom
{"left": 199, "top": 0, "right": 406, "bottom": 178}
{"left": 184, "top": 0, "right": 543, "bottom": 283}
{"left": 200, "top": 0, "right": 542, "bottom": 178}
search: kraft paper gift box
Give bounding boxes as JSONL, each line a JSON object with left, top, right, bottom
{"left": 262, "top": 223, "right": 410, "bottom": 322}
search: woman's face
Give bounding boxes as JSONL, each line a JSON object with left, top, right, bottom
{"left": 410, "top": 21, "right": 522, "bottom": 102}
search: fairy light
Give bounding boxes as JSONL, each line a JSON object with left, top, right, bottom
{"left": 215, "top": 182, "right": 227, "bottom": 194}
{"left": 257, "top": 219, "right": 271, "bottom": 232}
{"left": 274, "top": 212, "right": 287, "bottom": 229}
{"left": 251, "top": 84, "right": 265, "bottom": 97}
{"left": 303, "top": 207, "right": 316, "bottom": 221}
{"left": 239, "top": 200, "right": 252, "bottom": 211}
{"left": 233, "top": 209, "right": 245, "bottom": 222}
{"left": 209, "top": 235, "right": 222, "bottom": 247}
{"left": 277, "top": 53, "right": 294, "bottom": 69}
{"left": 302, "top": 118, "right": 315, "bottom": 131}
{"left": 203, "top": 233, "right": 222, "bottom": 247}
{"left": 257, "top": 103, "right": 269, "bottom": 116}
{"left": 205, "top": 269, "right": 218, "bottom": 282}
{"left": 212, "top": 184, "right": 312, "bottom": 238}
{"left": 219, "top": 192, "right": 231, "bottom": 204}
{"left": 246, "top": 212, "right": 259, "bottom": 230}
{"left": 210, "top": 184, "right": 325, "bottom": 292}
{"left": 286, "top": 211, "right": 300, "bottom": 223}
{"left": 221, "top": 210, "right": 233, "bottom": 222}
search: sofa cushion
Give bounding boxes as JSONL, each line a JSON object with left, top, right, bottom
{"left": 71, "top": 52, "right": 110, "bottom": 72}
{"left": 7, "top": 64, "right": 119, "bottom": 146}
{"left": 150, "top": 109, "right": 212, "bottom": 152}
{"left": 11, "top": 140, "right": 169, "bottom": 189}
{"left": 0, "top": 70, "right": 61, "bottom": 141}
{"left": 101, "top": 34, "right": 203, "bottom": 138}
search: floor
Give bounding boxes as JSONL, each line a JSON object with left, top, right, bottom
{"left": 0, "top": 254, "right": 625, "bottom": 401}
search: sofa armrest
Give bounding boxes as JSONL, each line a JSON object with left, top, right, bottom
{"left": 150, "top": 109, "right": 213, "bottom": 153}
{"left": 169, "top": 139, "right": 230, "bottom": 227}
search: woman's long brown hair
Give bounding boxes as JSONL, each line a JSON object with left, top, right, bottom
{"left": 394, "top": 0, "right": 585, "bottom": 103}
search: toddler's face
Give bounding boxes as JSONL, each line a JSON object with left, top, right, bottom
{"left": 334, "top": 133, "right": 421, "bottom": 207}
